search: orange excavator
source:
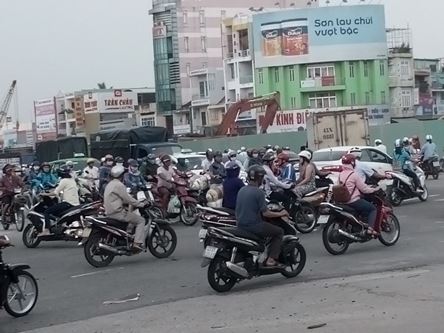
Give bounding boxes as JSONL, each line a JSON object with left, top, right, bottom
{"left": 216, "top": 92, "right": 280, "bottom": 136}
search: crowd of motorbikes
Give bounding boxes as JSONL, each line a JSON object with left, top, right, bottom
{"left": 0, "top": 142, "right": 440, "bottom": 317}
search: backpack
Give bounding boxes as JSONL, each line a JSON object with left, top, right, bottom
{"left": 332, "top": 172, "right": 355, "bottom": 203}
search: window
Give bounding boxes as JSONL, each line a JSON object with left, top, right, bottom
{"left": 358, "top": 149, "right": 372, "bottom": 162}
{"left": 274, "top": 67, "right": 279, "bottom": 83}
{"left": 186, "top": 63, "right": 190, "bottom": 75}
{"left": 365, "top": 91, "right": 370, "bottom": 104}
{"left": 400, "top": 60, "right": 410, "bottom": 76}
{"left": 199, "top": 81, "right": 208, "bottom": 98}
{"left": 381, "top": 91, "right": 386, "bottom": 104}
{"left": 349, "top": 62, "right": 355, "bottom": 78}
{"left": 379, "top": 60, "right": 385, "bottom": 76}
{"left": 199, "top": 10, "right": 205, "bottom": 26}
{"left": 307, "top": 65, "right": 335, "bottom": 79}
{"left": 141, "top": 117, "right": 155, "bottom": 127}
{"left": 368, "top": 149, "right": 389, "bottom": 164}
{"left": 290, "top": 97, "right": 297, "bottom": 108}
{"left": 184, "top": 37, "right": 189, "bottom": 52}
{"left": 401, "top": 89, "right": 412, "bottom": 107}
{"left": 308, "top": 93, "right": 336, "bottom": 108}
{"left": 363, "top": 61, "right": 369, "bottom": 77}
{"left": 201, "top": 112, "right": 207, "bottom": 126}
{"left": 350, "top": 92, "right": 356, "bottom": 105}
{"left": 183, "top": 10, "right": 188, "bottom": 24}
{"left": 289, "top": 66, "right": 295, "bottom": 82}
{"left": 201, "top": 36, "right": 207, "bottom": 52}
{"left": 258, "top": 69, "right": 264, "bottom": 84}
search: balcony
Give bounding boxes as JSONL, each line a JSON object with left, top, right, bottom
{"left": 191, "top": 94, "right": 210, "bottom": 107}
{"left": 225, "top": 49, "right": 251, "bottom": 63}
{"left": 389, "top": 75, "right": 414, "bottom": 88}
{"left": 189, "top": 68, "right": 208, "bottom": 77}
{"left": 300, "top": 77, "right": 346, "bottom": 92}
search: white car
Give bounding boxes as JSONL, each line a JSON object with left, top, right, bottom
{"left": 312, "top": 146, "right": 394, "bottom": 188}
{"left": 172, "top": 153, "right": 206, "bottom": 175}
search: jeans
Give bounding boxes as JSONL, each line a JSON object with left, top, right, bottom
{"left": 348, "top": 199, "right": 377, "bottom": 228}
{"left": 243, "top": 222, "right": 283, "bottom": 259}
{"left": 403, "top": 168, "right": 421, "bottom": 189}
{"left": 44, "top": 202, "right": 73, "bottom": 229}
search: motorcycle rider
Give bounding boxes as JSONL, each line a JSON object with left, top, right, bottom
{"left": 115, "top": 156, "right": 125, "bottom": 167}
{"left": 276, "top": 152, "right": 296, "bottom": 183}
{"left": 201, "top": 149, "right": 214, "bottom": 173}
{"left": 139, "top": 154, "right": 159, "bottom": 181}
{"left": 374, "top": 139, "right": 387, "bottom": 154}
{"left": 104, "top": 165, "right": 147, "bottom": 251}
{"left": 222, "top": 161, "right": 245, "bottom": 211}
{"left": 209, "top": 151, "right": 226, "bottom": 185}
{"left": 40, "top": 165, "right": 80, "bottom": 236}
{"left": 339, "top": 154, "right": 380, "bottom": 235}
{"left": 237, "top": 147, "right": 248, "bottom": 166}
{"left": 420, "top": 135, "right": 437, "bottom": 169}
{"left": 224, "top": 150, "right": 244, "bottom": 170}
{"left": 403, "top": 137, "right": 416, "bottom": 156}
{"left": 293, "top": 151, "right": 316, "bottom": 198}
{"left": 247, "top": 149, "right": 262, "bottom": 168}
{"left": 262, "top": 152, "right": 293, "bottom": 205}
{"left": 33, "top": 162, "right": 58, "bottom": 190}
{"left": 123, "top": 159, "right": 147, "bottom": 193}
{"left": 0, "top": 164, "right": 24, "bottom": 222}
{"left": 82, "top": 158, "right": 99, "bottom": 189}
{"left": 99, "top": 154, "right": 114, "bottom": 195}
{"left": 350, "top": 150, "right": 386, "bottom": 184}
{"left": 157, "top": 155, "right": 175, "bottom": 213}
{"left": 394, "top": 139, "right": 423, "bottom": 193}
{"left": 26, "top": 161, "right": 41, "bottom": 185}
{"left": 236, "top": 165, "right": 289, "bottom": 268}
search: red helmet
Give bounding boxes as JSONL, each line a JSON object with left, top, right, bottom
{"left": 277, "top": 153, "right": 289, "bottom": 163}
{"left": 341, "top": 154, "right": 357, "bottom": 166}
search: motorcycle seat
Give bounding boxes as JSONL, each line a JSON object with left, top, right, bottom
{"left": 219, "top": 227, "right": 262, "bottom": 242}
{"left": 212, "top": 207, "right": 235, "bottom": 216}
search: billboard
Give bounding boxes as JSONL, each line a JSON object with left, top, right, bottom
{"left": 84, "top": 90, "right": 138, "bottom": 113}
{"left": 252, "top": 5, "right": 387, "bottom": 68}
{"left": 34, "top": 98, "right": 57, "bottom": 141}
{"left": 257, "top": 110, "right": 308, "bottom": 134}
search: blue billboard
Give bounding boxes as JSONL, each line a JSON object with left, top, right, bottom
{"left": 252, "top": 5, "right": 387, "bottom": 68}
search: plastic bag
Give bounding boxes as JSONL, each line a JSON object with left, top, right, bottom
{"left": 167, "top": 195, "right": 181, "bottom": 214}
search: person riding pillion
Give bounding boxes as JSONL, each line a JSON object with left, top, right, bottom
{"left": 123, "top": 159, "right": 147, "bottom": 193}
{"left": 394, "top": 139, "right": 424, "bottom": 193}
{"left": 82, "top": 158, "right": 99, "bottom": 189}
{"left": 104, "top": 165, "right": 147, "bottom": 252}
{"left": 99, "top": 154, "right": 114, "bottom": 195}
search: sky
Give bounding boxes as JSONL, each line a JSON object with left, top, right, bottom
{"left": 0, "top": 0, "right": 442, "bottom": 124}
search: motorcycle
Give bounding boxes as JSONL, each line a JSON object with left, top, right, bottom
{"left": 387, "top": 168, "right": 428, "bottom": 206}
{"left": 23, "top": 198, "right": 102, "bottom": 248}
{"left": 420, "top": 155, "right": 440, "bottom": 180}
{"left": 82, "top": 205, "right": 177, "bottom": 267}
{"left": 197, "top": 205, "right": 236, "bottom": 246}
{"left": 1, "top": 188, "right": 26, "bottom": 231}
{"left": 321, "top": 189, "right": 400, "bottom": 255}
{"left": 202, "top": 203, "right": 306, "bottom": 292}
{"left": 127, "top": 184, "right": 164, "bottom": 221}
{"left": 167, "top": 173, "right": 199, "bottom": 226}
{"left": 0, "top": 235, "right": 38, "bottom": 317}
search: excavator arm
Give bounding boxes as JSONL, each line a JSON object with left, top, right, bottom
{"left": 0, "top": 80, "right": 17, "bottom": 131}
{"left": 216, "top": 92, "right": 280, "bottom": 136}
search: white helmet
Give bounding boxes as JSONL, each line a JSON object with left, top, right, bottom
{"left": 298, "top": 150, "right": 312, "bottom": 161}
{"left": 374, "top": 139, "right": 382, "bottom": 145}
{"left": 395, "top": 139, "right": 402, "bottom": 148}
{"left": 426, "top": 134, "right": 433, "bottom": 141}
{"left": 110, "top": 165, "right": 125, "bottom": 178}
{"left": 402, "top": 137, "right": 409, "bottom": 144}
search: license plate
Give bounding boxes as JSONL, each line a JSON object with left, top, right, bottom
{"left": 198, "top": 228, "right": 207, "bottom": 239}
{"left": 317, "top": 215, "right": 329, "bottom": 225}
{"left": 203, "top": 246, "right": 218, "bottom": 259}
{"left": 82, "top": 228, "right": 92, "bottom": 238}
{"left": 433, "top": 161, "right": 440, "bottom": 167}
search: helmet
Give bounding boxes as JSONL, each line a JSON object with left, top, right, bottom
{"left": 160, "top": 154, "right": 171, "bottom": 163}
{"left": 395, "top": 139, "right": 402, "bottom": 148}
{"left": 104, "top": 154, "right": 113, "bottom": 161}
{"left": 115, "top": 156, "right": 124, "bottom": 164}
{"left": 127, "top": 159, "right": 138, "bottom": 167}
{"left": 228, "top": 150, "right": 237, "bottom": 158}
{"left": 273, "top": 145, "right": 280, "bottom": 151}
{"left": 349, "top": 149, "right": 362, "bottom": 159}
{"left": 41, "top": 162, "right": 50, "bottom": 168}
{"left": 66, "top": 160, "right": 74, "bottom": 167}
{"left": 2, "top": 164, "right": 14, "bottom": 173}
{"left": 240, "top": 146, "right": 246, "bottom": 152}
{"left": 298, "top": 150, "right": 312, "bottom": 161}
{"left": 32, "top": 161, "right": 40, "bottom": 167}
{"left": 58, "top": 165, "right": 71, "bottom": 178}
{"left": 262, "top": 152, "right": 275, "bottom": 162}
{"left": 412, "top": 135, "right": 419, "bottom": 140}
{"left": 87, "top": 158, "right": 95, "bottom": 164}
{"left": 341, "top": 154, "right": 357, "bottom": 166}
{"left": 426, "top": 134, "right": 433, "bottom": 141}
{"left": 265, "top": 145, "right": 272, "bottom": 150}
{"left": 110, "top": 165, "right": 125, "bottom": 178}
{"left": 226, "top": 161, "right": 240, "bottom": 170}
{"left": 375, "top": 139, "right": 382, "bottom": 145}
{"left": 214, "top": 151, "right": 223, "bottom": 158}
{"left": 277, "top": 152, "right": 289, "bottom": 163}
{"left": 247, "top": 165, "right": 266, "bottom": 182}
{"left": 147, "top": 153, "right": 156, "bottom": 161}
{"left": 402, "top": 137, "right": 409, "bottom": 144}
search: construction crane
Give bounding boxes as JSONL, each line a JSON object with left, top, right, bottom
{"left": 216, "top": 92, "right": 281, "bottom": 136}
{"left": 0, "top": 80, "right": 17, "bottom": 131}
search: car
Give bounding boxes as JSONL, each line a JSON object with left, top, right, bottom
{"left": 50, "top": 157, "right": 100, "bottom": 174}
{"left": 312, "top": 146, "right": 394, "bottom": 189}
{"left": 171, "top": 153, "right": 206, "bottom": 175}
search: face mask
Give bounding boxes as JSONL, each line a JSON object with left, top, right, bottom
{"left": 252, "top": 154, "right": 258, "bottom": 158}
{"left": 106, "top": 161, "right": 114, "bottom": 166}
{"left": 116, "top": 163, "right": 123, "bottom": 167}
{"left": 33, "top": 166, "right": 40, "bottom": 171}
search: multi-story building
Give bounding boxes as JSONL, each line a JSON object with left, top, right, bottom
{"left": 252, "top": 5, "right": 390, "bottom": 128}
{"left": 149, "top": 0, "right": 316, "bottom": 134}
{"left": 55, "top": 93, "right": 78, "bottom": 137}
{"left": 414, "top": 58, "right": 444, "bottom": 118}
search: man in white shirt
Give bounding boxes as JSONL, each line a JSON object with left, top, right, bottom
{"left": 201, "top": 149, "right": 214, "bottom": 173}
{"left": 374, "top": 139, "right": 387, "bottom": 154}
{"left": 82, "top": 158, "right": 99, "bottom": 189}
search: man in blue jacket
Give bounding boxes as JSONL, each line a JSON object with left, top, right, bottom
{"left": 222, "top": 161, "right": 245, "bottom": 210}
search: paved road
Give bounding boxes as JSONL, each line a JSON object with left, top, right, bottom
{"left": 1, "top": 178, "right": 444, "bottom": 333}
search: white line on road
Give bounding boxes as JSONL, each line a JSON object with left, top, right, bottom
{"left": 71, "top": 267, "right": 124, "bottom": 279}
{"left": 434, "top": 221, "right": 444, "bottom": 224}
{"left": 434, "top": 199, "right": 444, "bottom": 202}
{"left": 429, "top": 194, "right": 440, "bottom": 198}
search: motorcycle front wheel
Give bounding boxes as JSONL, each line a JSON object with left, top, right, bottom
{"left": 84, "top": 232, "right": 115, "bottom": 268}
{"left": 281, "top": 242, "right": 306, "bottom": 278}
{"left": 389, "top": 189, "right": 403, "bottom": 207}
{"left": 322, "top": 219, "right": 350, "bottom": 255}
{"left": 147, "top": 224, "right": 177, "bottom": 258}
{"left": 15, "top": 210, "right": 25, "bottom": 232}
{"left": 180, "top": 202, "right": 198, "bottom": 226}
{"left": 419, "top": 186, "right": 428, "bottom": 202}
{"left": 4, "top": 270, "right": 38, "bottom": 317}
{"left": 207, "top": 257, "right": 237, "bottom": 293}
{"left": 379, "top": 213, "right": 400, "bottom": 246}
{"left": 22, "top": 224, "right": 41, "bottom": 248}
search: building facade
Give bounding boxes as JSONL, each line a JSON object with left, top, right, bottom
{"left": 414, "top": 58, "right": 444, "bottom": 118}
{"left": 149, "top": 0, "right": 316, "bottom": 134}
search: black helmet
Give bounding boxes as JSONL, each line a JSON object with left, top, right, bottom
{"left": 262, "top": 152, "right": 275, "bottom": 163}
{"left": 247, "top": 165, "right": 266, "bottom": 182}
{"left": 58, "top": 165, "right": 71, "bottom": 178}
{"left": 214, "top": 151, "right": 223, "bottom": 158}
{"left": 206, "top": 149, "right": 213, "bottom": 158}
{"left": 32, "top": 161, "right": 40, "bottom": 167}
{"left": 41, "top": 162, "right": 50, "bottom": 168}
{"left": 128, "top": 159, "right": 138, "bottom": 167}
{"left": 115, "top": 156, "right": 124, "bottom": 164}
{"left": 226, "top": 161, "right": 240, "bottom": 170}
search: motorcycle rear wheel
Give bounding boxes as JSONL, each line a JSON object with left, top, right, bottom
{"left": 207, "top": 257, "right": 237, "bottom": 293}
{"left": 281, "top": 242, "right": 306, "bottom": 278}
{"left": 378, "top": 213, "right": 400, "bottom": 246}
{"left": 147, "top": 224, "right": 177, "bottom": 258}
{"left": 84, "top": 232, "right": 115, "bottom": 268}
{"left": 293, "top": 204, "right": 317, "bottom": 234}
{"left": 15, "top": 210, "right": 25, "bottom": 232}
{"left": 4, "top": 270, "right": 38, "bottom": 317}
{"left": 180, "top": 202, "right": 198, "bottom": 226}
{"left": 433, "top": 170, "right": 439, "bottom": 180}
{"left": 419, "top": 186, "right": 428, "bottom": 202}
{"left": 389, "top": 189, "right": 403, "bottom": 207}
{"left": 322, "top": 220, "right": 350, "bottom": 255}
{"left": 22, "top": 224, "right": 41, "bottom": 248}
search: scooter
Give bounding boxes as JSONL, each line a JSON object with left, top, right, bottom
{"left": 420, "top": 155, "right": 440, "bottom": 180}
{"left": 387, "top": 167, "right": 428, "bottom": 206}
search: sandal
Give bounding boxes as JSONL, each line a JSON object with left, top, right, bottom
{"left": 366, "top": 227, "right": 378, "bottom": 236}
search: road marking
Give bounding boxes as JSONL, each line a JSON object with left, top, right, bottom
{"left": 71, "top": 267, "right": 124, "bottom": 279}
{"left": 434, "top": 221, "right": 444, "bottom": 224}
{"left": 434, "top": 199, "right": 444, "bottom": 202}
{"left": 429, "top": 194, "right": 440, "bottom": 198}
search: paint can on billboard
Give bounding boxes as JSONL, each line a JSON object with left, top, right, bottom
{"left": 282, "top": 19, "right": 309, "bottom": 56}
{"left": 261, "top": 22, "right": 282, "bottom": 57}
